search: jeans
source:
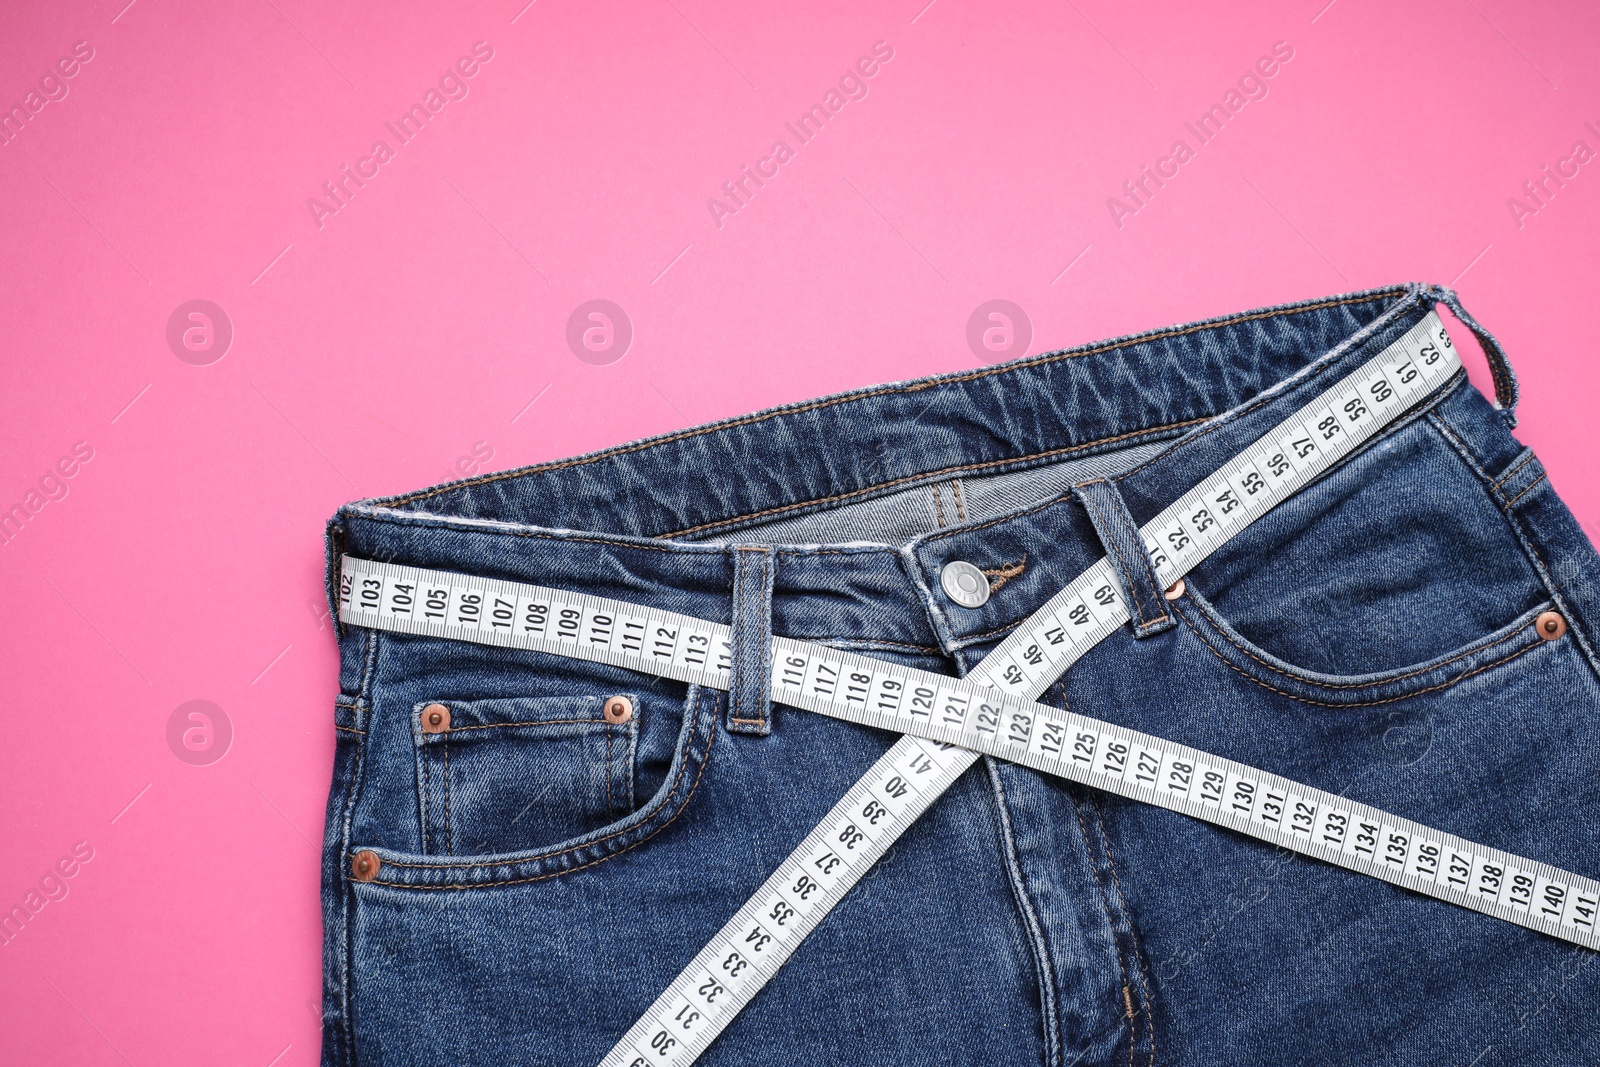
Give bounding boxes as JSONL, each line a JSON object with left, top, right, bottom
{"left": 321, "top": 283, "right": 1600, "bottom": 1066}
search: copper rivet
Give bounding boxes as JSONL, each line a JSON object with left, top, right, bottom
{"left": 603, "top": 695, "right": 634, "bottom": 725}
{"left": 1536, "top": 611, "right": 1567, "bottom": 641}
{"left": 351, "top": 850, "right": 380, "bottom": 882}
{"left": 1164, "top": 579, "right": 1186, "bottom": 600}
{"left": 421, "top": 703, "right": 451, "bottom": 734}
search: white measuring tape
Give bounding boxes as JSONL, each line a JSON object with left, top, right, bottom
{"left": 338, "top": 312, "right": 1599, "bottom": 1067}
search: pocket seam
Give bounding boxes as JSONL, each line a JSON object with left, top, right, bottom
{"left": 1179, "top": 590, "right": 1542, "bottom": 689}
{"left": 368, "top": 688, "right": 720, "bottom": 887}
{"left": 1173, "top": 598, "right": 1545, "bottom": 708}
{"left": 414, "top": 698, "right": 639, "bottom": 856}
{"left": 372, "top": 728, "right": 714, "bottom": 888}
{"left": 439, "top": 718, "right": 609, "bottom": 730}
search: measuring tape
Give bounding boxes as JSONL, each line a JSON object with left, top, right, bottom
{"left": 338, "top": 312, "right": 1599, "bottom": 1067}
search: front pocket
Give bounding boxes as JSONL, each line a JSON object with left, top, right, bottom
{"left": 359, "top": 683, "right": 720, "bottom": 889}
{"left": 1171, "top": 582, "right": 1555, "bottom": 707}
{"left": 413, "top": 694, "right": 639, "bottom": 856}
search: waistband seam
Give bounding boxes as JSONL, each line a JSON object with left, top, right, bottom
{"left": 371, "top": 286, "right": 1411, "bottom": 510}
{"left": 1113, "top": 288, "right": 1431, "bottom": 485}
{"left": 336, "top": 510, "right": 900, "bottom": 558}
{"left": 665, "top": 415, "right": 1211, "bottom": 539}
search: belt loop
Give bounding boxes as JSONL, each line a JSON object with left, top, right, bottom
{"left": 1071, "top": 479, "right": 1176, "bottom": 639}
{"left": 727, "top": 545, "right": 777, "bottom": 736}
{"left": 1420, "top": 283, "right": 1519, "bottom": 428}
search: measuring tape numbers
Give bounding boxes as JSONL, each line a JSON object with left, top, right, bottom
{"left": 337, "top": 312, "right": 1600, "bottom": 1067}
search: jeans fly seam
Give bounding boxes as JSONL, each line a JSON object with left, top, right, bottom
{"left": 982, "top": 758, "right": 1063, "bottom": 1067}
{"left": 1088, "top": 794, "right": 1156, "bottom": 1067}
{"left": 981, "top": 556, "right": 1027, "bottom": 593}
{"left": 1066, "top": 784, "right": 1138, "bottom": 1066}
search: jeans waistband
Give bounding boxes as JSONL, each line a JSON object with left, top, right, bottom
{"left": 329, "top": 282, "right": 1473, "bottom": 657}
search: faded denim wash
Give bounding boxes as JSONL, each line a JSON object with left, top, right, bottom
{"left": 323, "top": 283, "right": 1600, "bottom": 1066}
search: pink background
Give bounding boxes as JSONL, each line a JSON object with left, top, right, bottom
{"left": 3, "top": 0, "right": 1597, "bottom": 1062}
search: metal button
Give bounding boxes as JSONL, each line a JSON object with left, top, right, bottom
{"left": 1536, "top": 611, "right": 1567, "bottom": 641}
{"left": 351, "top": 850, "right": 381, "bottom": 882}
{"left": 1164, "top": 579, "right": 1186, "bottom": 600}
{"left": 603, "top": 695, "right": 634, "bottom": 725}
{"left": 421, "top": 703, "right": 451, "bottom": 734}
{"left": 940, "top": 561, "right": 991, "bottom": 608}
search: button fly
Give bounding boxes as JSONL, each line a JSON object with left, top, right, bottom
{"left": 940, "top": 561, "right": 991, "bottom": 608}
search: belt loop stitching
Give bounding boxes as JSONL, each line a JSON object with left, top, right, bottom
{"left": 728, "top": 545, "right": 776, "bottom": 735}
{"left": 1072, "top": 479, "right": 1174, "bottom": 638}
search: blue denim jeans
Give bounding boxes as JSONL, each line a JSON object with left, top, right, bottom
{"left": 322, "top": 283, "right": 1600, "bottom": 1066}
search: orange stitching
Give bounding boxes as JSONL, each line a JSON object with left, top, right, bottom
{"left": 981, "top": 556, "right": 1027, "bottom": 593}
{"left": 728, "top": 718, "right": 768, "bottom": 725}
{"left": 370, "top": 720, "right": 717, "bottom": 889}
{"left": 1083, "top": 491, "right": 1145, "bottom": 625}
{"left": 384, "top": 291, "right": 1402, "bottom": 507}
{"left": 440, "top": 718, "right": 614, "bottom": 731}
{"left": 1082, "top": 490, "right": 1168, "bottom": 630}
{"left": 443, "top": 733, "right": 452, "bottom": 855}
{"left": 1175, "top": 604, "right": 1543, "bottom": 708}
{"left": 665, "top": 418, "right": 1212, "bottom": 539}
{"left": 755, "top": 551, "right": 770, "bottom": 727}
{"left": 1493, "top": 450, "right": 1538, "bottom": 489}
{"left": 378, "top": 694, "right": 716, "bottom": 871}
{"left": 1122, "top": 986, "right": 1137, "bottom": 1067}
{"left": 963, "top": 618, "right": 1026, "bottom": 643}
{"left": 1089, "top": 795, "right": 1156, "bottom": 1067}
{"left": 1504, "top": 471, "right": 1547, "bottom": 509}
{"left": 952, "top": 478, "right": 967, "bottom": 522}
{"left": 1067, "top": 788, "right": 1137, "bottom": 1062}
{"left": 334, "top": 725, "right": 365, "bottom": 735}
{"left": 932, "top": 484, "right": 946, "bottom": 528}
{"left": 953, "top": 617, "right": 1030, "bottom": 643}
{"left": 1176, "top": 596, "right": 1539, "bottom": 689}
{"left": 420, "top": 715, "right": 432, "bottom": 854}
{"left": 1116, "top": 312, "right": 1456, "bottom": 485}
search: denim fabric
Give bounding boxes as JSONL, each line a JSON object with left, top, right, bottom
{"left": 322, "top": 283, "right": 1600, "bottom": 1066}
